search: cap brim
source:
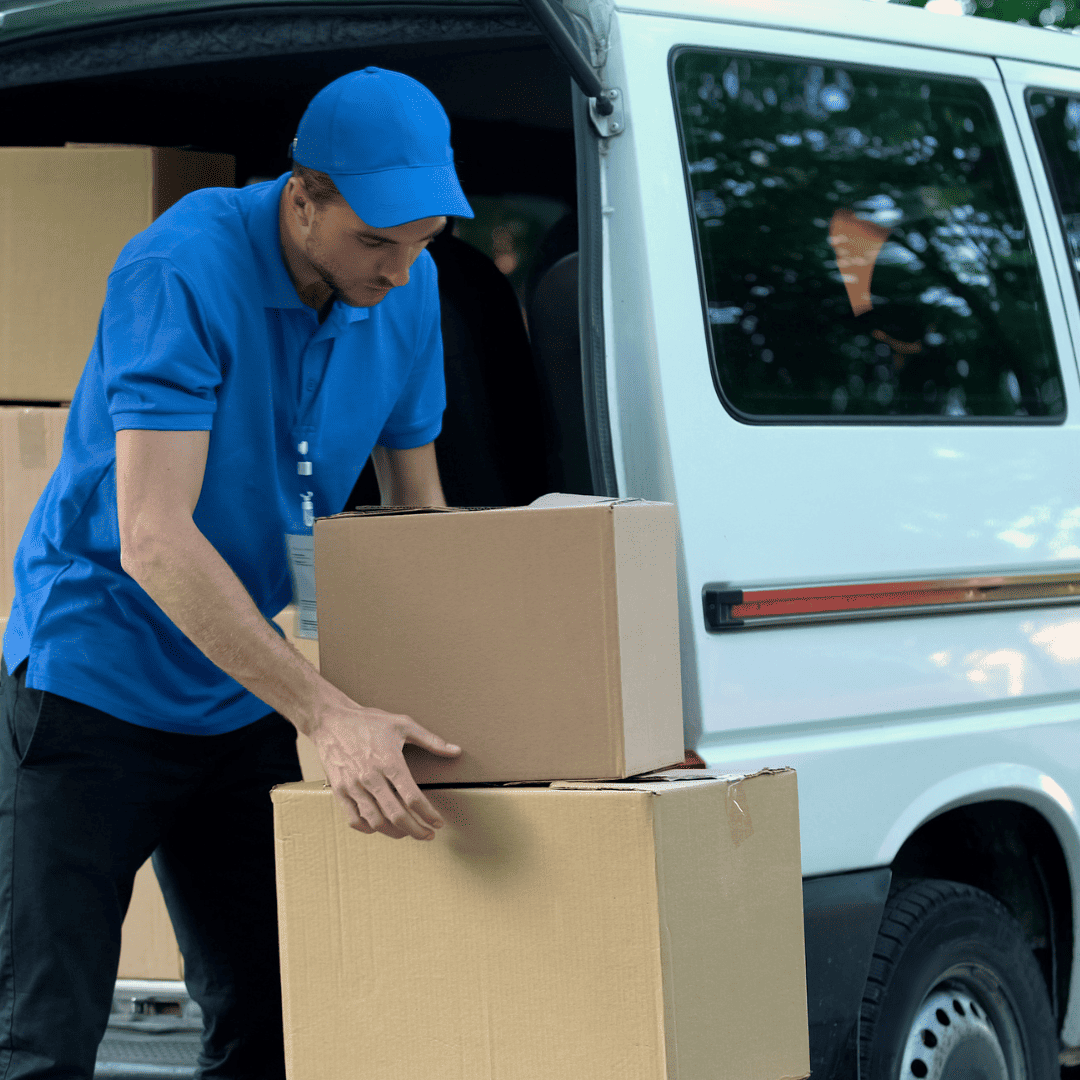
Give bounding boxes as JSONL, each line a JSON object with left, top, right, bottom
{"left": 328, "top": 163, "right": 474, "bottom": 227}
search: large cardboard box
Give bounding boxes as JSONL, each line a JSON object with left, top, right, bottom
{"left": 0, "top": 145, "right": 235, "bottom": 401}
{"left": 0, "top": 406, "right": 68, "bottom": 616}
{"left": 272, "top": 769, "right": 810, "bottom": 1080}
{"left": 313, "top": 495, "right": 684, "bottom": 783}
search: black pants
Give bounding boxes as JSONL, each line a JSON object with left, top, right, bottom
{"left": 0, "top": 656, "right": 303, "bottom": 1080}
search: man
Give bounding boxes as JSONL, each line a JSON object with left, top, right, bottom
{"left": 0, "top": 67, "right": 469, "bottom": 1080}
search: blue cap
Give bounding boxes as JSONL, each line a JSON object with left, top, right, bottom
{"left": 292, "top": 67, "right": 474, "bottom": 228}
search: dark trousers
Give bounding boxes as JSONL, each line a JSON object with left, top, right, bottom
{"left": 0, "top": 656, "right": 303, "bottom": 1080}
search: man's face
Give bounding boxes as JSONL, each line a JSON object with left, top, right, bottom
{"left": 284, "top": 178, "right": 445, "bottom": 308}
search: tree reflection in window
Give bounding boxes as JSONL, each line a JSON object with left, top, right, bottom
{"left": 673, "top": 50, "right": 1064, "bottom": 421}
{"left": 1029, "top": 91, "right": 1080, "bottom": 302}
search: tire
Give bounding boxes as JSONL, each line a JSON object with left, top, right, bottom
{"left": 859, "top": 878, "right": 1058, "bottom": 1080}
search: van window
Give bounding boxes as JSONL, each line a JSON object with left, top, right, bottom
{"left": 1027, "top": 90, "right": 1080, "bottom": 302}
{"left": 671, "top": 49, "right": 1064, "bottom": 422}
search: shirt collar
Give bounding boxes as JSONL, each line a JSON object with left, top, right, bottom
{"left": 246, "top": 172, "right": 369, "bottom": 326}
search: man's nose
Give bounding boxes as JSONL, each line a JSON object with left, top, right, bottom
{"left": 379, "top": 250, "right": 411, "bottom": 288}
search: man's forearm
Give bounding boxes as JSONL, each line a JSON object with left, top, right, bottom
{"left": 122, "top": 519, "right": 351, "bottom": 737}
{"left": 391, "top": 479, "right": 446, "bottom": 507}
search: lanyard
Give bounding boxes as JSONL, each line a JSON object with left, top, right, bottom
{"left": 288, "top": 437, "right": 318, "bottom": 637}
{"left": 297, "top": 438, "right": 314, "bottom": 528}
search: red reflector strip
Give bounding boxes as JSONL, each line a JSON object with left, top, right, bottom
{"left": 730, "top": 574, "right": 1080, "bottom": 623}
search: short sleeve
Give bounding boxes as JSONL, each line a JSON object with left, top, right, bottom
{"left": 376, "top": 258, "right": 446, "bottom": 449}
{"left": 103, "top": 258, "right": 221, "bottom": 432}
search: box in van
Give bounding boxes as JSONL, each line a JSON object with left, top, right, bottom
{"left": 0, "top": 145, "right": 234, "bottom": 401}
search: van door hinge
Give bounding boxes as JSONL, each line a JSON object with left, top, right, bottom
{"left": 589, "top": 87, "right": 623, "bottom": 137}
{"left": 519, "top": 0, "right": 624, "bottom": 138}
{"left": 702, "top": 586, "right": 744, "bottom": 631}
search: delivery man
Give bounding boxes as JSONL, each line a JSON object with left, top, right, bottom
{"left": 0, "top": 67, "right": 468, "bottom": 1080}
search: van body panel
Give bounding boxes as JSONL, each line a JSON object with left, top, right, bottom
{"left": 611, "top": 11, "right": 1080, "bottom": 721}
{"left": 616, "top": 0, "right": 1080, "bottom": 73}
{"left": 608, "top": 3, "right": 1080, "bottom": 1049}
{"left": 702, "top": 608, "right": 1080, "bottom": 730}
{"left": 700, "top": 715, "right": 1080, "bottom": 1040}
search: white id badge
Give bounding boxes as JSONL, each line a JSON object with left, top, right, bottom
{"left": 285, "top": 533, "right": 318, "bottom": 639}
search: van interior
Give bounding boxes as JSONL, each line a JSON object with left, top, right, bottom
{"left": 0, "top": 7, "right": 595, "bottom": 508}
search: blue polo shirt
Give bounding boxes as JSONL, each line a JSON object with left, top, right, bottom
{"left": 2, "top": 173, "right": 445, "bottom": 735}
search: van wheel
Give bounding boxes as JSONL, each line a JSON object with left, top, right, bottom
{"left": 859, "top": 879, "right": 1057, "bottom": 1080}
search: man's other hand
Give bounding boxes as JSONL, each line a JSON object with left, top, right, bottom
{"left": 308, "top": 703, "right": 461, "bottom": 839}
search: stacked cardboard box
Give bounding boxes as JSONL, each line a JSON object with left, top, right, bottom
{"left": 1, "top": 144, "right": 235, "bottom": 981}
{"left": 271, "top": 495, "right": 810, "bottom": 1079}
{"left": 274, "top": 768, "right": 808, "bottom": 1080}
{"left": 0, "top": 145, "right": 235, "bottom": 401}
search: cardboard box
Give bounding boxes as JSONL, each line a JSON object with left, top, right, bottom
{"left": 313, "top": 494, "right": 684, "bottom": 783}
{"left": 272, "top": 769, "right": 810, "bottom": 1080}
{"left": 0, "top": 145, "right": 235, "bottom": 400}
{"left": 0, "top": 406, "right": 68, "bottom": 616}
{"left": 117, "top": 860, "right": 184, "bottom": 981}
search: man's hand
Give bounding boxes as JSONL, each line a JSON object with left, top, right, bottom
{"left": 309, "top": 702, "right": 461, "bottom": 839}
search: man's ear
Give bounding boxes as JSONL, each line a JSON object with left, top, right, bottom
{"left": 286, "top": 178, "right": 315, "bottom": 230}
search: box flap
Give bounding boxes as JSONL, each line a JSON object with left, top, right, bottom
{"left": 324, "top": 505, "right": 462, "bottom": 520}
{"left": 645, "top": 766, "right": 794, "bottom": 782}
{"left": 550, "top": 767, "right": 793, "bottom": 790}
{"left": 528, "top": 492, "right": 642, "bottom": 508}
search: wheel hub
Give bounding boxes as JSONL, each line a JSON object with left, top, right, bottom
{"left": 900, "top": 987, "right": 1010, "bottom": 1080}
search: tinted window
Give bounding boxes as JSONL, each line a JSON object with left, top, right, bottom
{"left": 672, "top": 50, "right": 1064, "bottom": 422}
{"left": 1028, "top": 91, "right": 1080, "bottom": 298}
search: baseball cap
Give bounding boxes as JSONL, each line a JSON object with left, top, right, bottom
{"left": 291, "top": 67, "right": 474, "bottom": 228}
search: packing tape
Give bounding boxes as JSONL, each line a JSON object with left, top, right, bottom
{"left": 727, "top": 779, "right": 754, "bottom": 847}
{"left": 17, "top": 411, "right": 47, "bottom": 470}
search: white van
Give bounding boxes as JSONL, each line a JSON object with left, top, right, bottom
{"left": 4, "top": 0, "right": 1080, "bottom": 1076}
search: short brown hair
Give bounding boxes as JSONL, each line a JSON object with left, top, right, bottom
{"left": 290, "top": 162, "right": 344, "bottom": 207}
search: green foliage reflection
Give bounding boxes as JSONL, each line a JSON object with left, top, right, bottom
{"left": 1029, "top": 91, "right": 1080, "bottom": 287}
{"left": 673, "top": 50, "right": 1064, "bottom": 420}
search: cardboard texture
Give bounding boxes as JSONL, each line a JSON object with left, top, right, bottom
{"left": 0, "top": 145, "right": 235, "bottom": 401}
{"left": 313, "top": 496, "right": 684, "bottom": 783}
{"left": 272, "top": 769, "right": 810, "bottom": 1080}
{"left": 0, "top": 406, "right": 68, "bottom": 616}
{"left": 117, "top": 860, "right": 183, "bottom": 981}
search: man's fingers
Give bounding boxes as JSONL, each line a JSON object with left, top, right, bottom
{"left": 333, "top": 789, "right": 374, "bottom": 834}
{"left": 366, "top": 775, "right": 435, "bottom": 841}
{"left": 401, "top": 719, "right": 461, "bottom": 759}
{"left": 346, "top": 784, "right": 409, "bottom": 839}
{"left": 387, "top": 767, "right": 445, "bottom": 831}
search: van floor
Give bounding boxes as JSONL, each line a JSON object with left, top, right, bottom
{"left": 95, "top": 1026, "right": 199, "bottom": 1078}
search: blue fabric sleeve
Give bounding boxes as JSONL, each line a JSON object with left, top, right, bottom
{"left": 376, "top": 260, "right": 446, "bottom": 449}
{"left": 103, "top": 258, "right": 221, "bottom": 432}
